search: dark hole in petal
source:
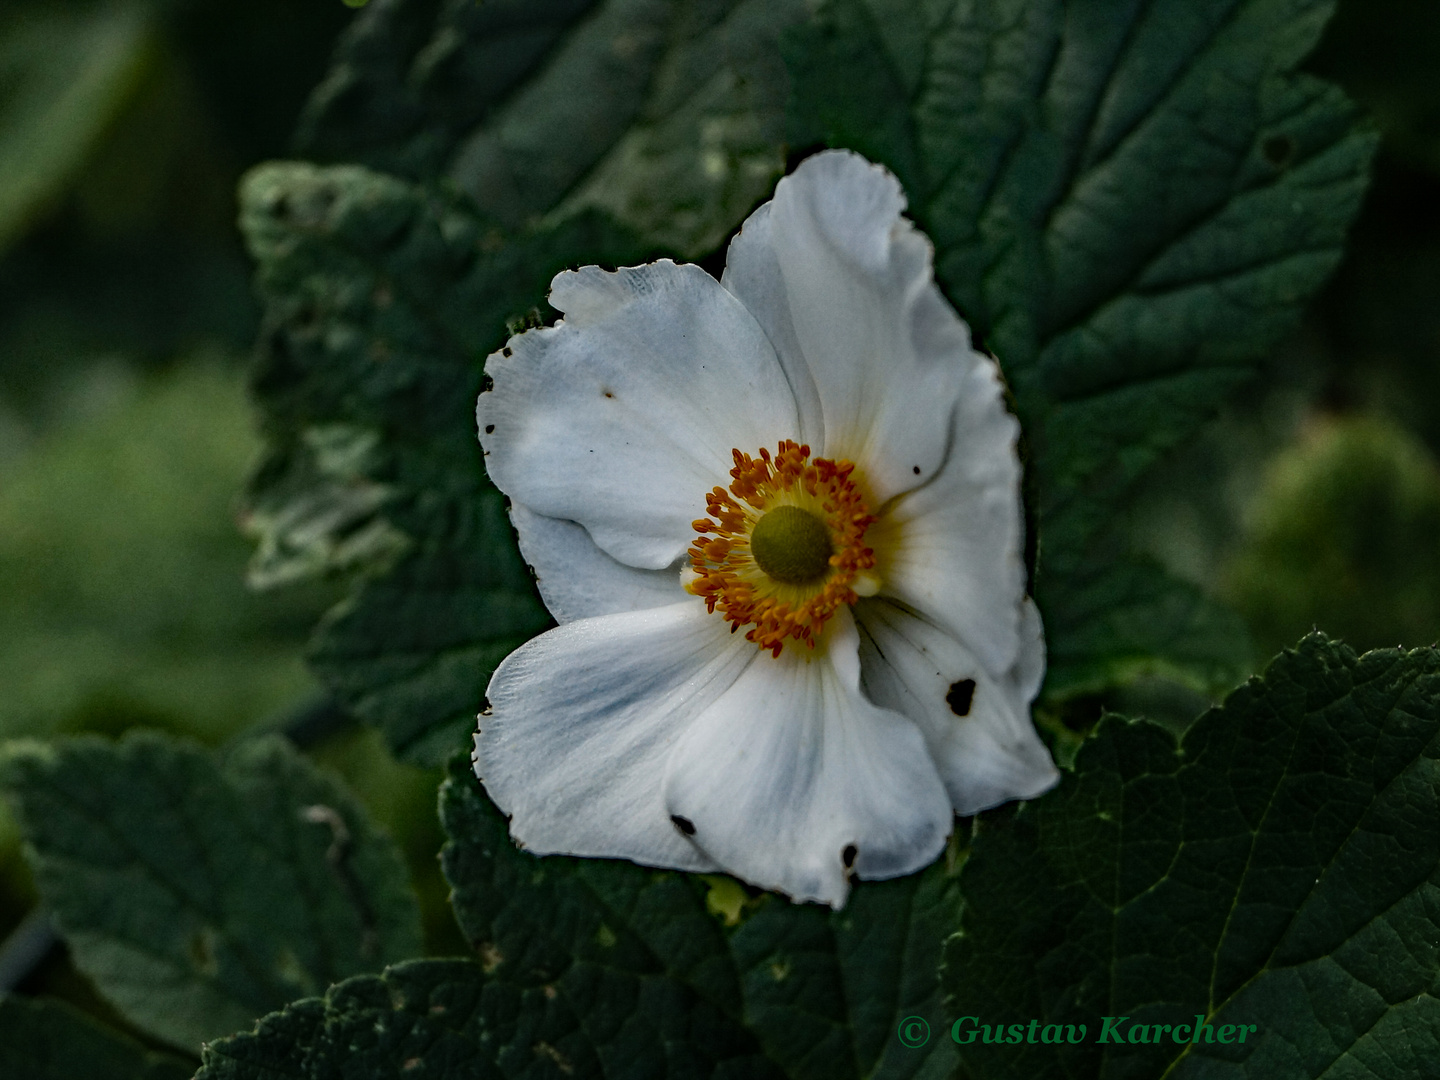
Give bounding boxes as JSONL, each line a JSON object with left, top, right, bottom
{"left": 481, "top": 374, "right": 495, "bottom": 392}
{"left": 501, "top": 347, "right": 512, "bottom": 358}
{"left": 1262, "top": 134, "right": 1295, "bottom": 168}
{"left": 479, "top": 696, "right": 492, "bottom": 717}
{"left": 946, "top": 679, "right": 976, "bottom": 717}
{"left": 842, "top": 844, "right": 857, "bottom": 868}
{"left": 912, "top": 465, "right": 921, "bottom": 475}
{"left": 484, "top": 424, "right": 495, "bottom": 434}
{"left": 671, "top": 815, "right": 696, "bottom": 836}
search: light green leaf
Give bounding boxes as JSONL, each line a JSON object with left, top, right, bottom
{"left": 440, "top": 754, "right": 961, "bottom": 1080}
{"left": 0, "top": 996, "right": 192, "bottom": 1080}
{"left": 0, "top": 732, "right": 423, "bottom": 1053}
{"left": 786, "top": 0, "right": 1378, "bottom": 695}
{"left": 298, "top": 0, "right": 806, "bottom": 256}
{"left": 944, "top": 634, "right": 1440, "bottom": 1079}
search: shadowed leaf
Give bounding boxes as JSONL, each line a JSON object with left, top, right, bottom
{"left": 0, "top": 733, "right": 423, "bottom": 1052}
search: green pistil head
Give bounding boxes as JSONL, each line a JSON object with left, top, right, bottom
{"left": 751, "top": 505, "right": 833, "bottom": 585}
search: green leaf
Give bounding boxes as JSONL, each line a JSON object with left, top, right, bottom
{"left": 0, "top": 3, "right": 155, "bottom": 254}
{"left": 237, "top": 162, "right": 648, "bottom": 763}
{"left": 242, "top": 0, "right": 820, "bottom": 764}
{"left": 197, "top": 955, "right": 779, "bottom": 1080}
{"left": 943, "top": 633, "right": 1440, "bottom": 1079}
{"left": 786, "top": 0, "right": 1378, "bottom": 694}
{"left": 298, "top": 0, "right": 807, "bottom": 257}
{"left": 439, "top": 754, "right": 961, "bottom": 1080}
{"left": 0, "top": 996, "right": 192, "bottom": 1080}
{"left": 1043, "top": 554, "right": 1254, "bottom": 698}
{"left": 0, "top": 732, "right": 424, "bottom": 1053}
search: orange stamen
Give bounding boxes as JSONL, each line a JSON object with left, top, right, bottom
{"left": 688, "top": 440, "right": 876, "bottom": 657}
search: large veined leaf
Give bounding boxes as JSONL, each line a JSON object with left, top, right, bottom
{"left": 239, "top": 0, "right": 807, "bottom": 764}
{"left": 786, "top": 0, "right": 1378, "bottom": 695}
{"left": 0, "top": 732, "right": 423, "bottom": 1052}
{"left": 196, "top": 956, "right": 781, "bottom": 1080}
{"left": 438, "top": 756, "right": 962, "bottom": 1080}
{"left": 238, "top": 163, "right": 644, "bottom": 763}
{"left": 943, "top": 633, "right": 1440, "bottom": 1079}
{"left": 298, "top": 0, "right": 805, "bottom": 257}
{"left": 0, "top": 996, "right": 192, "bottom": 1080}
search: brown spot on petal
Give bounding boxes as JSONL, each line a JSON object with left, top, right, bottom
{"left": 947, "top": 679, "right": 976, "bottom": 717}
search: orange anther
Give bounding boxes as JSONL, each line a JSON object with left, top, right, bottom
{"left": 689, "top": 441, "right": 876, "bottom": 655}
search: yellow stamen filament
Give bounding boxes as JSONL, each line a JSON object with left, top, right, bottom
{"left": 688, "top": 440, "right": 876, "bottom": 657}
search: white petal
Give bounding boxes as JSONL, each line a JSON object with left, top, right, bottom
{"left": 509, "top": 502, "right": 683, "bottom": 623}
{"left": 855, "top": 598, "right": 1057, "bottom": 815}
{"left": 476, "top": 601, "right": 760, "bottom": 872}
{"left": 728, "top": 150, "right": 969, "bottom": 502}
{"left": 478, "top": 260, "right": 799, "bottom": 569}
{"left": 720, "top": 201, "right": 824, "bottom": 448}
{"left": 661, "top": 610, "right": 952, "bottom": 908}
{"left": 867, "top": 350, "right": 1025, "bottom": 675}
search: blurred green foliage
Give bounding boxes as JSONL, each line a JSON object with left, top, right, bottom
{"left": 0, "top": 0, "right": 425, "bottom": 1016}
{"left": 0, "top": 3, "right": 154, "bottom": 254}
{"left": 1226, "top": 416, "right": 1440, "bottom": 656}
{"left": 0, "top": 359, "right": 322, "bottom": 746}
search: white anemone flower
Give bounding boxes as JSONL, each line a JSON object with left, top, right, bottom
{"left": 474, "top": 150, "right": 1057, "bottom": 908}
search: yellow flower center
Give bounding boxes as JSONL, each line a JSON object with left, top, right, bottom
{"left": 688, "top": 440, "right": 878, "bottom": 657}
{"left": 750, "top": 505, "right": 833, "bottom": 584}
